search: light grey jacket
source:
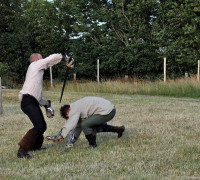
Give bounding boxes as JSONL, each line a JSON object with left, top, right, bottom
{"left": 61, "top": 96, "right": 115, "bottom": 138}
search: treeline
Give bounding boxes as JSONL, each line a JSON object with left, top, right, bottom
{"left": 0, "top": 0, "right": 200, "bottom": 83}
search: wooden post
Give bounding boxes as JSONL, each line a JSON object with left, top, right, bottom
{"left": 50, "top": 66, "right": 53, "bottom": 88}
{"left": 97, "top": 59, "right": 99, "bottom": 84}
{"left": 125, "top": 75, "right": 128, "bottom": 81}
{"left": 73, "top": 73, "right": 76, "bottom": 80}
{"left": 198, "top": 60, "right": 200, "bottom": 82}
{"left": 0, "top": 77, "right": 2, "bottom": 114}
{"left": 164, "top": 57, "right": 166, "bottom": 83}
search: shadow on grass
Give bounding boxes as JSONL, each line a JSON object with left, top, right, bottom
{"left": 42, "top": 127, "right": 137, "bottom": 152}
{"left": 97, "top": 127, "right": 137, "bottom": 145}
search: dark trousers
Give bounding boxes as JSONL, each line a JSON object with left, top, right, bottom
{"left": 21, "top": 94, "right": 47, "bottom": 135}
{"left": 81, "top": 108, "right": 116, "bottom": 135}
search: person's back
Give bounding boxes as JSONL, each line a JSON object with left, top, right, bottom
{"left": 71, "top": 97, "right": 114, "bottom": 118}
{"left": 20, "top": 61, "right": 44, "bottom": 100}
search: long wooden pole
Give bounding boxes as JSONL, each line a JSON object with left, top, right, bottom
{"left": 164, "top": 57, "right": 166, "bottom": 83}
{"left": 198, "top": 60, "right": 200, "bottom": 82}
{"left": 97, "top": 59, "right": 99, "bottom": 84}
{"left": 0, "top": 77, "right": 2, "bottom": 114}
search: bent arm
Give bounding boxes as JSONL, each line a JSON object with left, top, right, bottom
{"left": 38, "top": 54, "right": 62, "bottom": 70}
{"left": 71, "top": 119, "right": 82, "bottom": 139}
{"left": 61, "top": 114, "right": 80, "bottom": 138}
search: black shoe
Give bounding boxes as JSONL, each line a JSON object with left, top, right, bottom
{"left": 95, "top": 124, "right": 125, "bottom": 138}
{"left": 85, "top": 134, "right": 97, "bottom": 148}
{"left": 117, "top": 125, "right": 125, "bottom": 138}
{"left": 89, "top": 144, "right": 97, "bottom": 148}
{"left": 17, "top": 147, "right": 32, "bottom": 159}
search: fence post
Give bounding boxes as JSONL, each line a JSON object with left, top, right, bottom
{"left": 0, "top": 77, "right": 2, "bottom": 114}
{"left": 164, "top": 57, "right": 166, "bottom": 83}
{"left": 198, "top": 60, "right": 200, "bottom": 82}
{"left": 73, "top": 73, "right": 76, "bottom": 81}
{"left": 125, "top": 75, "right": 129, "bottom": 81}
{"left": 97, "top": 59, "right": 99, "bottom": 84}
{"left": 50, "top": 66, "right": 53, "bottom": 88}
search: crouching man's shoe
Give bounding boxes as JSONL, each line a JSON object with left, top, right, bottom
{"left": 45, "top": 129, "right": 64, "bottom": 143}
{"left": 95, "top": 124, "right": 125, "bottom": 138}
{"left": 17, "top": 146, "right": 32, "bottom": 159}
{"left": 85, "top": 134, "right": 97, "bottom": 148}
{"left": 116, "top": 125, "right": 125, "bottom": 138}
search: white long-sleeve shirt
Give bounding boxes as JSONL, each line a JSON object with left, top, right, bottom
{"left": 61, "top": 96, "right": 115, "bottom": 138}
{"left": 19, "top": 53, "right": 62, "bottom": 106}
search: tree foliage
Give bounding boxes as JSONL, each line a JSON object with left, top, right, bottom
{"left": 0, "top": 0, "right": 200, "bottom": 82}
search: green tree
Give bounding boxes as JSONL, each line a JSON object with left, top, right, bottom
{"left": 70, "top": 0, "right": 161, "bottom": 79}
{"left": 154, "top": 0, "right": 200, "bottom": 77}
{"left": 0, "top": 0, "right": 31, "bottom": 83}
{"left": 24, "top": 0, "right": 76, "bottom": 80}
{"left": 1, "top": 0, "right": 200, "bottom": 82}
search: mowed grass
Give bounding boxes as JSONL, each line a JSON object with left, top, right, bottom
{"left": 0, "top": 89, "right": 200, "bottom": 179}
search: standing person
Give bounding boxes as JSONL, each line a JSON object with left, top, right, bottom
{"left": 45, "top": 96, "right": 125, "bottom": 148}
{"left": 17, "top": 53, "right": 65, "bottom": 159}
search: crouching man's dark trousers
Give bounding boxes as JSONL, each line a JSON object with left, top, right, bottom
{"left": 81, "top": 108, "right": 116, "bottom": 135}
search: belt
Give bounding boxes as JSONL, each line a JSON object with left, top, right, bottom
{"left": 23, "top": 94, "right": 31, "bottom": 97}
{"left": 22, "top": 94, "right": 38, "bottom": 104}
{"left": 23, "top": 94, "right": 35, "bottom": 99}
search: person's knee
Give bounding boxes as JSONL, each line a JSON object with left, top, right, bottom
{"left": 81, "top": 122, "right": 86, "bottom": 133}
{"left": 42, "top": 123, "right": 47, "bottom": 133}
{"left": 41, "top": 123, "right": 47, "bottom": 133}
{"left": 34, "top": 123, "right": 47, "bottom": 134}
{"left": 81, "top": 121, "right": 86, "bottom": 130}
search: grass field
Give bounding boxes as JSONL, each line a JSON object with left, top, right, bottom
{"left": 44, "top": 77, "right": 200, "bottom": 98}
{"left": 0, "top": 89, "right": 200, "bottom": 179}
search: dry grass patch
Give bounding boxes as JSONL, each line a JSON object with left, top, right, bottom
{"left": 0, "top": 89, "right": 200, "bottom": 179}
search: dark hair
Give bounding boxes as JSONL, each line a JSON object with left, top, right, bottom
{"left": 60, "top": 104, "right": 70, "bottom": 119}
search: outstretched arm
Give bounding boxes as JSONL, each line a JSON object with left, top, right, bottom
{"left": 38, "top": 54, "right": 63, "bottom": 70}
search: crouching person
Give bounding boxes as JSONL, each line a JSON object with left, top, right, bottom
{"left": 45, "top": 96, "right": 125, "bottom": 148}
